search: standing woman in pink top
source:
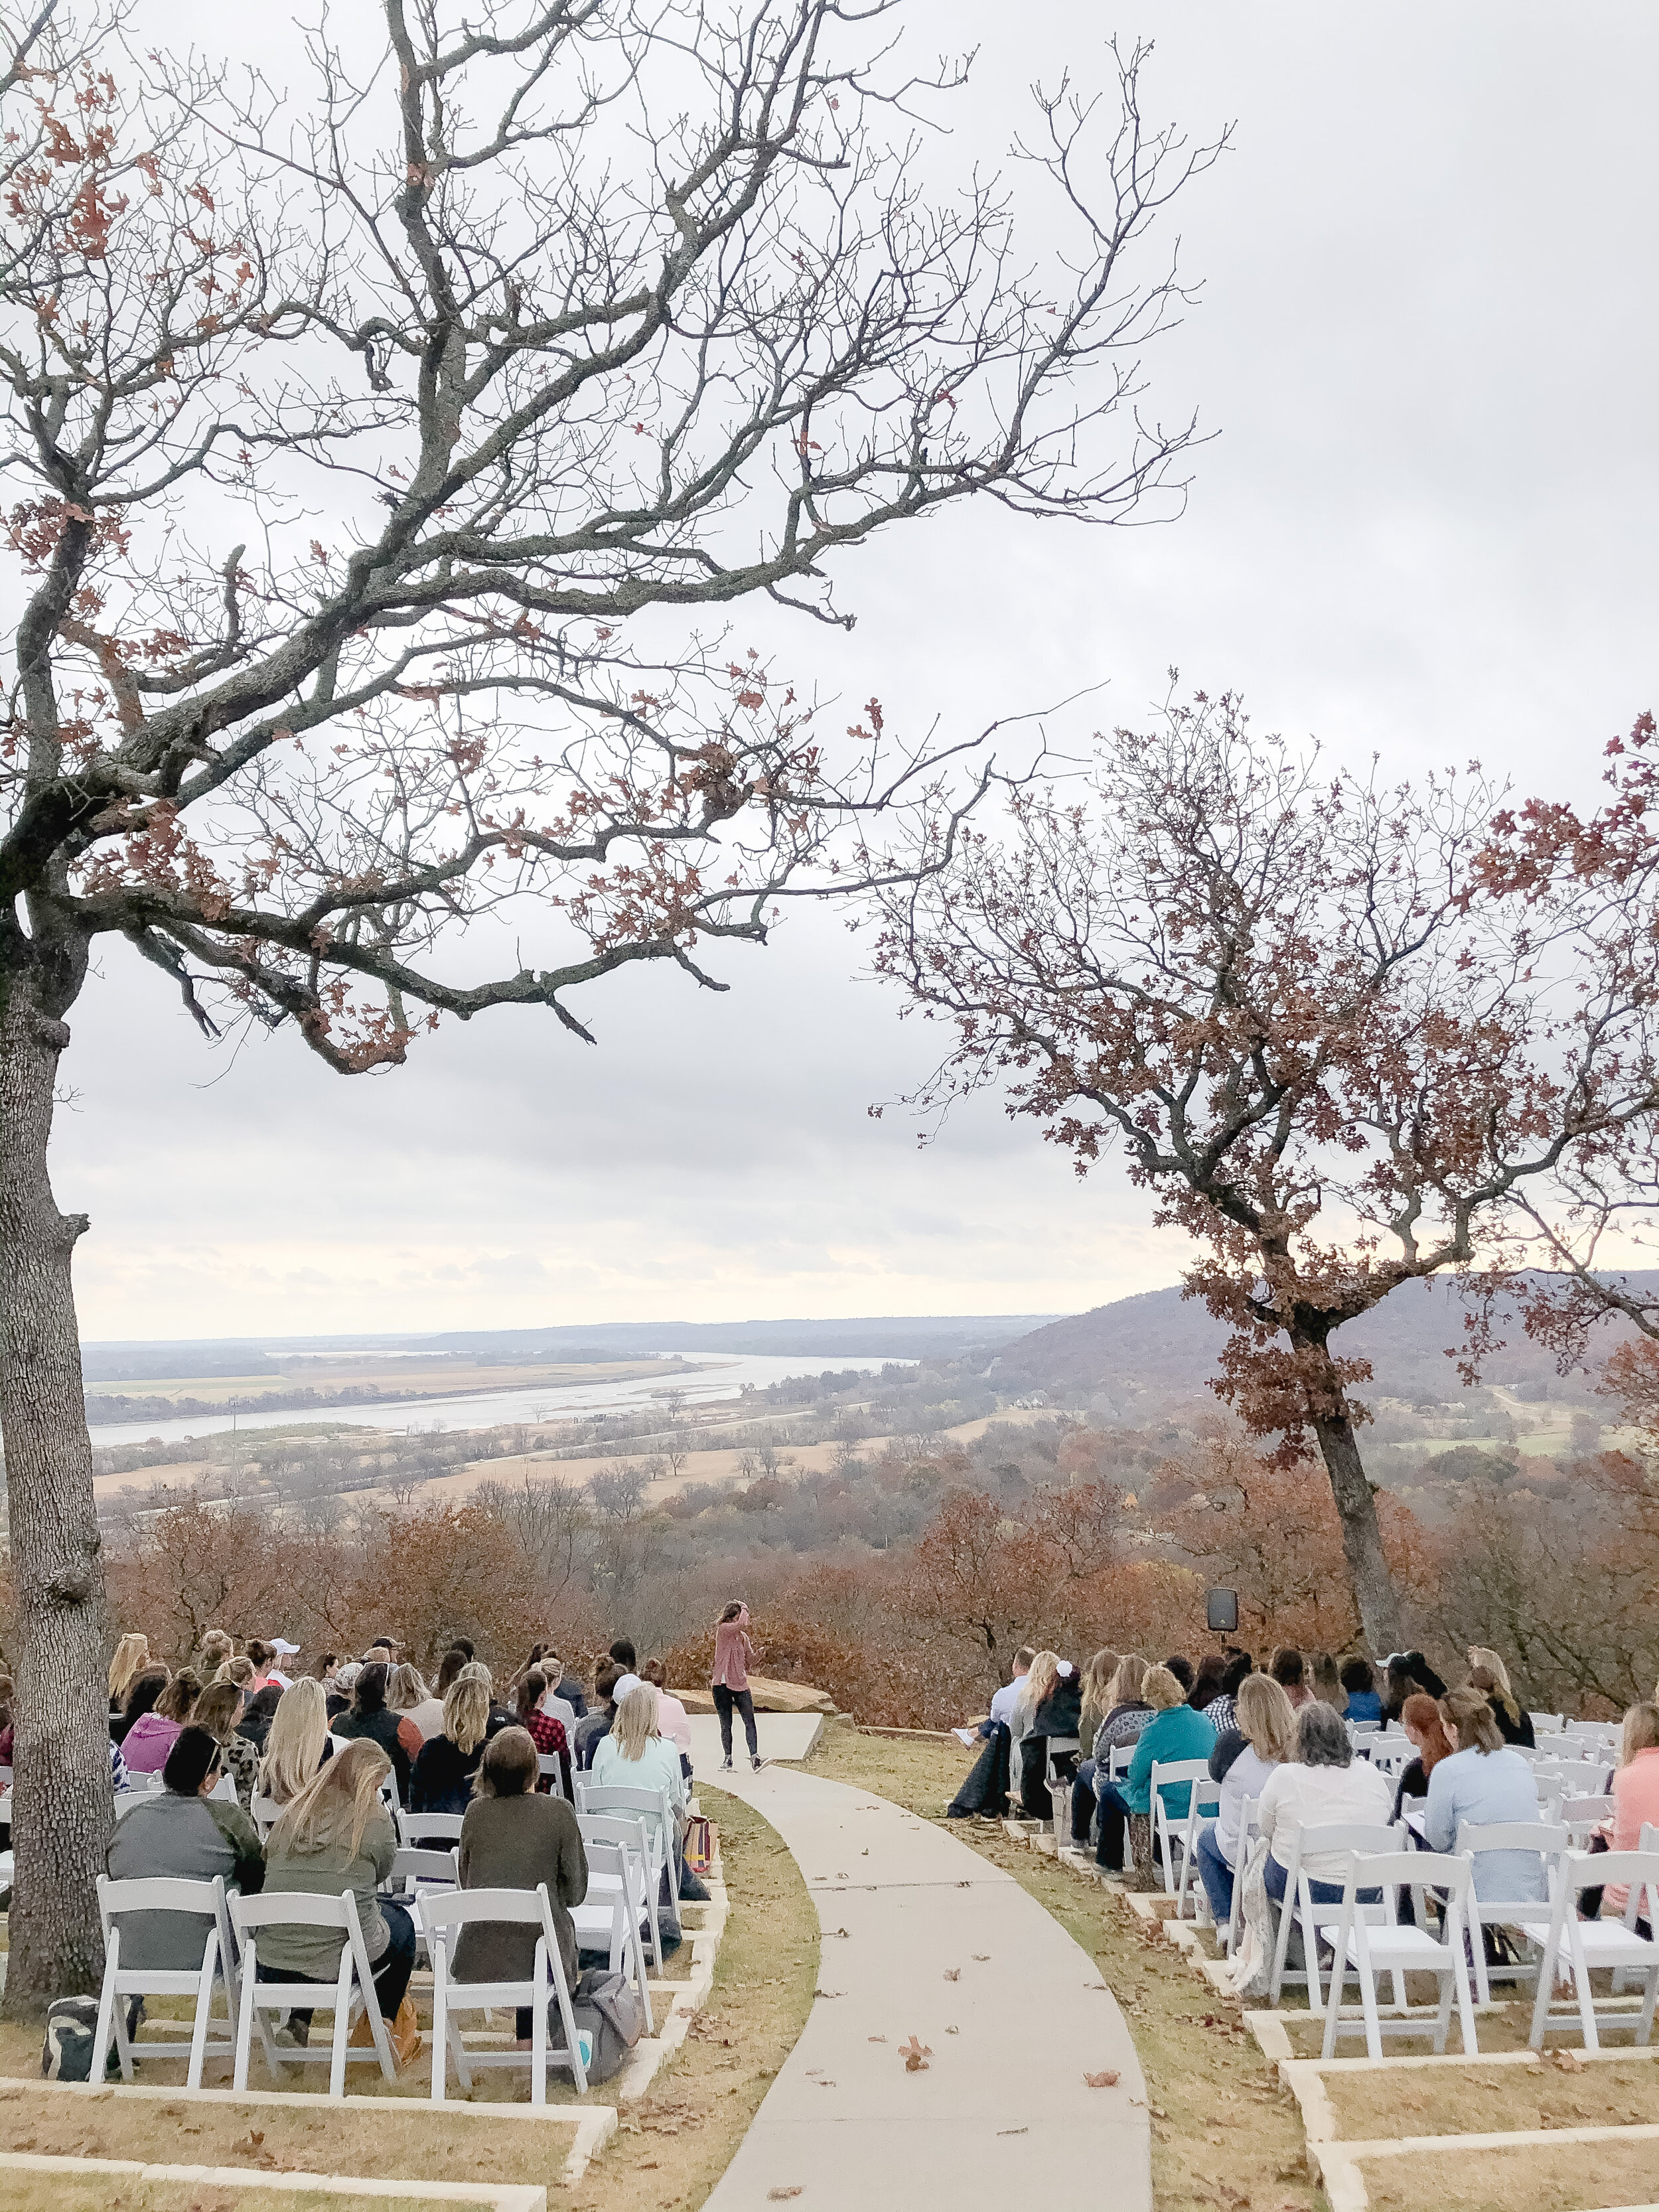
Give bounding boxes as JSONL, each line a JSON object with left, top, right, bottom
{"left": 711, "top": 1602, "right": 764, "bottom": 1773}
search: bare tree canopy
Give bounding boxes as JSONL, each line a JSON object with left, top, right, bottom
{"left": 871, "top": 691, "right": 1659, "bottom": 1649}
{"left": 0, "top": 0, "right": 1224, "bottom": 2010}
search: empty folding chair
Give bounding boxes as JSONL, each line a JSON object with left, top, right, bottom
{"left": 1530, "top": 1713, "right": 1563, "bottom": 1739}
{"left": 1149, "top": 1760, "right": 1212, "bottom": 1901}
{"left": 570, "top": 1842, "right": 653, "bottom": 2032}
{"left": 229, "top": 1890, "right": 399, "bottom": 2099}
{"left": 579, "top": 1784, "right": 674, "bottom": 1911}
{"left": 1171, "top": 1773, "right": 1222, "bottom": 1921}
{"left": 92, "top": 1874, "right": 240, "bottom": 2089}
{"left": 1322, "top": 1850, "right": 1479, "bottom": 2061}
{"left": 1529, "top": 1847, "right": 1659, "bottom": 2051}
{"left": 579, "top": 1810, "right": 662, "bottom": 1973}
{"left": 1267, "top": 1822, "right": 1399, "bottom": 2007}
{"left": 249, "top": 1793, "right": 282, "bottom": 1838}
{"left": 1455, "top": 1820, "right": 1566, "bottom": 2003}
{"left": 422, "top": 1885, "right": 589, "bottom": 2101}
{"left": 1560, "top": 1794, "right": 1617, "bottom": 1846}
{"left": 1043, "top": 1736, "right": 1081, "bottom": 1844}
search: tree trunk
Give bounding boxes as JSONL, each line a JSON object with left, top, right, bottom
{"left": 1308, "top": 1398, "right": 1404, "bottom": 1657}
{"left": 0, "top": 967, "right": 109, "bottom": 2020}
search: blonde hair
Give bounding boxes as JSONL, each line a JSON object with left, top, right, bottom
{"left": 1079, "top": 1648, "right": 1120, "bottom": 1742}
{"left": 270, "top": 1737, "right": 390, "bottom": 1860}
{"left": 1621, "top": 1702, "right": 1659, "bottom": 1766}
{"left": 1236, "top": 1673, "right": 1297, "bottom": 1763}
{"left": 444, "top": 1676, "right": 491, "bottom": 1756}
{"left": 1441, "top": 1686, "right": 1503, "bottom": 1755}
{"left": 259, "top": 1678, "right": 328, "bottom": 1806}
{"left": 1108, "top": 1653, "right": 1148, "bottom": 1708}
{"left": 109, "top": 1634, "right": 150, "bottom": 1706}
{"left": 386, "top": 1663, "right": 429, "bottom": 1713}
{"left": 1468, "top": 1646, "right": 1518, "bottom": 1720}
{"left": 612, "top": 1683, "right": 660, "bottom": 1762}
{"left": 1018, "top": 1651, "right": 1060, "bottom": 1716}
{"left": 1141, "top": 1665, "right": 1184, "bottom": 1712}
{"left": 216, "top": 1656, "right": 255, "bottom": 1688}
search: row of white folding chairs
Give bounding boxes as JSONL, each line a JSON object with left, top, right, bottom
{"left": 90, "top": 1868, "right": 607, "bottom": 2102}
{"left": 115, "top": 1771, "right": 238, "bottom": 1816}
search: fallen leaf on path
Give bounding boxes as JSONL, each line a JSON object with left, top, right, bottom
{"left": 1083, "top": 2070, "right": 1119, "bottom": 2089}
{"left": 828, "top": 1927, "right": 849, "bottom": 1939}
{"left": 900, "top": 2035, "right": 932, "bottom": 2072}
{"left": 766, "top": 2191, "right": 803, "bottom": 2202}
{"left": 944, "top": 1968, "right": 960, "bottom": 1982}
{"left": 867, "top": 2035, "right": 887, "bottom": 2043}
{"left": 972, "top": 1953, "right": 989, "bottom": 1961}
{"left": 997, "top": 2126, "right": 1028, "bottom": 2136}
{"left": 945, "top": 2026, "right": 959, "bottom": 2035}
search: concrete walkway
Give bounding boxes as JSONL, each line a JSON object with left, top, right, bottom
{"left": 701, "top": 1763, "right": 1150, "bottom": 2212}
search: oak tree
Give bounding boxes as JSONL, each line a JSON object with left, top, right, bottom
{"left": 0, "top": 0, "right": 1221, "bottom": 2006}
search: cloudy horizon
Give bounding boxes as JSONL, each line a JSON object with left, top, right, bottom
{"left": 50, "top": 0, "right": 1658, "bottom": 1343}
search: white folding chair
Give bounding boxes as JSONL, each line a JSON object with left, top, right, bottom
{"left": 1565, "top": 1720, "right": 1619, "bottom": 1743}
{"left": 1455, "top": 1820, "right": 1566, "bottom": 2003}
{"left": 578, "top": 1809, "right": 663, "bottom": 1973}
{"left": 92, "top": 1874, "right": 240, "bottom": 2089}
{"left": 1560, "top": 1795, "right": 1617, "bottom": 1845}
{"left": 1268, "top": 1822, "right": 1400, "bottom": 2006}
{"left": 1172, "top": 1775, "right": 1222, "bottom": 1921}
{"left": 1366, "top": 1742, "right": 1412, "bottom": 1780}
{"left": 1530, "top": 1713, "right": 1563, "bottom": 1738}
{"left": 1529, "top": 1848, "right": 1659, "bottom": 2051}
{"left": 537, "top": 1752, "right": 568, "bottom": 1802}
{"left": 578, "top": 1783, "right": 674, "bottom": 1916}
{"left": 1149, "top": 1761, "right": 1212, "bottom": 1900}
{"left": 1043, "top": 1736, "right": 1080, "bottom": 1843}
{"left": 1322, "top": 1850, "right": 1479, "bottom": 2060}
{"left": 421, "top": 1885, "right": 589, "bottom": 2101}
{"left": 250, "top": 1793, "right": 282, "bottom": 1836}
{"left": 229, "top": 1889, "right": 398, "bottom": 2099}
{"left": 570, "top": 1841, "right": 653, "bottom": 2032}
{"left": 397, "top": 1809, "right": 465, "bottom": 1849}
{"left": 1536, "top": 1733, "right": 1595, "bottom": 1763}
{"left": 1223, "top": 1798, "right": 1260, "bottom": 1957}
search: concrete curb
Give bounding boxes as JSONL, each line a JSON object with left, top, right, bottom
{"left": 1307, "top": 2122, "right": 1659, "bottom": 2212}
{"left": 0, "top": 2150, "right": 546, "bottom": 2207}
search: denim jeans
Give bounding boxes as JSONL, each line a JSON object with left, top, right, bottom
{"left": 1095, "top": 1780, "right": 1131, "bottom": 1871}
{"left": 257, "top": 1897, "right": 416, "bottom": 2037}
{"left": 1264, "top": 1855, "right": 1380, "bottom": 1908}
{"left": 1195, "top": 1820, "right": 1235, "bottom": 1922}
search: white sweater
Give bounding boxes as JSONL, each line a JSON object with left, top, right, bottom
{"left": 1256, "top": 1760, "right": 1394, "bottom": 1883}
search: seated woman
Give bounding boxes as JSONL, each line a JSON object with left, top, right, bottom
{"left": 1391, "top": 1690, "right": 1454, "bottom": 1820}
{"left": 1074, "top": 1655, "right": 1155, "bottom": 1846}
{"left": 409, "top": 1676, "right": 493, "bottom": 1814}
{"left": 112, "top": 1666, "right": 170, "bottom": 1751}
{"left": 1256, "top": 1701, "right": 1393, "bottom": 1905}
{"left": 259, "top": 1676, "right": 332, "bottom": 1807}
{"left": 123, "top": 1672, "right": 201, "bottom": 1776}
{"left": 1425, "top": 1687, "right": 1544, "bottom": 1903}
{"left": 105, "top": 1726, "right": 265, "bottom": 1970}
{"left": 573, "top": 1660, "right": 622, "bottom": 1771}
{"left": 1194, "top": 1672, "right": 1297, "bottom": 1923}
{"left": 591, "top": 1683, "right": 687, "bottom": 1884}
{"left": 1339, "top": 1657, "right": 1384, "bottom": 1724}
{"left": 642, "top": 1659, "right": 693, "bottom": 1779}
{"left": 1066, "top": 1649, "right": 1119, "bottom": 1844}
{"left": 332, "top": 1660, "right": 422, "bottom": 1802}
{"left": 108, "top": 1635, "right": 152, "bottom": 1728}
{"left": 1021, "top": 1658, "right": 1084, "bottom": 1818}
{"left": 1269, "top": 1647, "right": 1313, "bottom": 1713}
{"left": 1008, "top": 1651, "right": 1058, "bottom": 1814}
{"left": 1202, "top": 1652, "right": 1254, "bottom": 1737}
{"left": 1094, "top": 1665, "right": 1215, "bottom": 1874}
{"left": 1602, "top": 1702, "right": 1659, "bottom": 1931}
{"left": 513, "top": 1669, "right": 573, "bottom": 1799}
{"left": 456, "top": 1727, "right": 589, "bottom": 2041}
{"left": 257, "top": 1739, "right": 413, "bottom": 2050}
{"left": 190, "top": 1681, "right": 260, "bottom": 1811}
{"left": 1466, "top": 1649, "right": 1536, "bottom": 1749}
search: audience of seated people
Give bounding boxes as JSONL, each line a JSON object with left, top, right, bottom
{"left": 106, "top": 1726, "right": 266, "bottom": 1965}
{"left": 332, "top": 1660, "right": 423, "bottom": 1801}
{"left": 513, "top": 1668, "right": 573, "bottom": 1797}
{"left": 259, "top": 1676, "right": 334, "bottom": 1806}
{"left": 591, "top": 1682, "right": 687, "bottom": 1880}
{"left": 573, "top": 1660, "right": 622, "bottom": 1770}
{"left": 1391, "top": 1689, "right": 1455, "bottom": 1818}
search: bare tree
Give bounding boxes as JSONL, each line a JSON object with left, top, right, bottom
{"left": 0, "top": 0, "right": 1220, "bottom": 2007}
{"left": 873, "top": 692, "right": 1659, "bottom": 1651}
{"left": 472, "top": 1468, "right": 587, "bottom": 1595}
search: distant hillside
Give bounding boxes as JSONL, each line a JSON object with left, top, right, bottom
{"left": 988, "top": 1275, "right": 1659, "bottom": 1415}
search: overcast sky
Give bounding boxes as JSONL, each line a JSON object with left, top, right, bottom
{"left": 55, "top": 1, "right": 1658, "bottom": 1343}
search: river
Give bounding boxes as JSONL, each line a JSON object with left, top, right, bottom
{"left": 86, "top": 1349, "right": 915, "bottom": 1451}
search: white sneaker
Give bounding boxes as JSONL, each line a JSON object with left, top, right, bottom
{"left": 752, "top": 1755, "right": 766, "bottom": 1772}
{"left": 720, "top": 1757, "right": 733, "bottom": 1771}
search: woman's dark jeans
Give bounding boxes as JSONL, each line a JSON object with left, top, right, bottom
{"left": 257, "top": 1898, "right": 416, "bottom": 2039}
{"left": 713, "top": 1684, "right": 758, "bottom": 1760}
{"left": 1095, "top": 1780, "right": 1132, "bottom": 1871}
{"left": 1070, "top": 1760, "right": 1098, "bottom": 1846}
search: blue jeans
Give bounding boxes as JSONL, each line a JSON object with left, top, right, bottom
{"left": 1095, "top": 1780, "right": 1131, "bottom": 1870}
{"left": 1195, "top": 1820, "right": 1235, "bottom": 1922}
{"left": 1070, "top": 1761, "right": 1098, "bottom": 1845}
{"left": 1265, "top": 1856, "right": 1380, "bottom": 1907}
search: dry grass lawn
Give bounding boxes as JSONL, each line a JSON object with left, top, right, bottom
{"left": 1358, "top": 2136, "right": 1659, "bottom": 2211}
{"left": 0, "top": 1781, "right": 816, "bottom": 2212}
{"left": 806, "top": 1729, "right": 1325, "bottom": 2212}
{"left": 1323, "top": 2051, "right": 1659, "bottom": 2140}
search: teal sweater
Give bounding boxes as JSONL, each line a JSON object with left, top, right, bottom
{"left": 1123, "top": 1705, "right": 1217, "bottom": 1818}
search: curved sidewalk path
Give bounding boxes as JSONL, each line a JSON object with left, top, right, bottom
{"left": 702, "top": 1762, "right": 1150, "bottom": 2212}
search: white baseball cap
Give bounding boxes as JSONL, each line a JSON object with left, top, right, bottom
{"left": 271, "top": 1638, "right": 300, "bottom": 1656}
